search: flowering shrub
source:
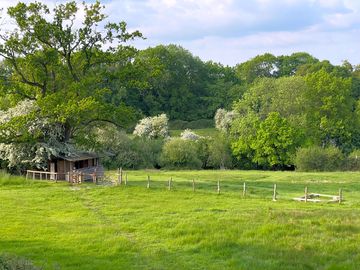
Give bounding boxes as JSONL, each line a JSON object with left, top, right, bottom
{"left": 0, "top": 99, "right": 72, "bottom": 170}
{"left": 214, "top": 108, "right": 239, "bottom": 132}
{"left": 133, "top": 114, "right": 169, "bottom": 139}
{"left": 180, "top": 129, "right": 201, "bottom": 140}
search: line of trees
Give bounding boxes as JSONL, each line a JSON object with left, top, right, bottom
{"left": 1, "top": 1, "right": 360, "bottom": 172}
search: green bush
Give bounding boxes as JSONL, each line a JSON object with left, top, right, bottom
{"left": 160, "top": 138, "right": 202, "bottom": 169}
{"left": 346, "top": 150, "right": 360, "bottom": 171}
{"left": 295, "top": 146, "right": 345, "bottom": 171}
{"left": 133, "top": 138, "right": 164, "bottom": 169}
{"left": 207, "top": 134, "right": 233, "bottom": 169}
{"left": 196, "top": 137, "right": 212, "bottom": 169}
{"left": 103, "top": 137, "right": 163, "bottom": 170}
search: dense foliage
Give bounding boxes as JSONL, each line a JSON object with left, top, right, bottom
{"left": 1, "top": 1, "right": 360, "bottom": 172}
{"left": 294, "top": 146, "right": 345, "bottom": 172}
{"left": 0, "top": 1, "right": 141, "bottom": 170}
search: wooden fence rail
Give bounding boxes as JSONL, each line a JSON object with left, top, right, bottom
{"left": 26, "top": 169, "right": 102, "bottom": 184}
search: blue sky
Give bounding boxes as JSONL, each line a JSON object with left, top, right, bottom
{"left": 1, "top": 0, "right": 360, "bottom": 66}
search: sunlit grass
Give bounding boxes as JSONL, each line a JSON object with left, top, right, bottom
{"left": 1, "top": 170, "right": 360, "bottom": 269}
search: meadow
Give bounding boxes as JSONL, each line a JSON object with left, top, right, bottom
{"left": 1, "top": 170, "right": 360, "bottom": 270}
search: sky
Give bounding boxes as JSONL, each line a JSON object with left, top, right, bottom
{"left": 1, "top": 0, "right": 360, "bottom": 66}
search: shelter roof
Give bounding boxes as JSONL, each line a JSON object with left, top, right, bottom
{"left": 56, "top": 151, "right": 99, "bottom": 162}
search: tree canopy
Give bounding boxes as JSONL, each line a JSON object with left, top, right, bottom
{"left": 0, "top": 1, "right": 142, "bottom": 169}
{"left": 1, "top": 1, "right": 360, "bottom": 172}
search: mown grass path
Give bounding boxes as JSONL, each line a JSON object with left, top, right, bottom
{"left": 1, "top": 170, "right": 360, "bottom": 269}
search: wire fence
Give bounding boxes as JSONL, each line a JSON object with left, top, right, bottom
{"left": 26, "top": 168, "right": 346, "bottom": 204}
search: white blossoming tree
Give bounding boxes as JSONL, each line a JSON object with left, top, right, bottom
{"left": 0, "top": 100, "right": 74, "bottom": 170}
{"left": 214, "top": 108, "right": 239, "bottom": 133}
{"left": 180, "top": 129, "right": 201, "bottom": 141}
{"left": 133, "top": 114, "right": 169, "bottom": 139}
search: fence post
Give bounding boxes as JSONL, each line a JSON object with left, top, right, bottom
{"left": 147, "top": 175, "right": 150, "bottom": 189}
{"left": 125, "top": 173, "right": 128, "bottom": 186}
{"left": 305, "top": 186, "right": 308, "bottom": 203}
{"left": 217, "top": 180, "right": 220, "bottom": 195}
{"left": 168, "top": 177, "right": 172, "bottom": 190}
{"left": 92, "top": 172, "right": 96, "bottom": 184}
{"left": 243, "top": 182, "right": 246, "bottom": 198}
{"left": 26, "top": 171, "right": 29, "bottom": 180}
{"left": 192, "top": 179, "right": 195, "bottom": 192}
{"left": 119, "top": 167, "right": 123, "bottom": 185}
{"left": 273, "top": 184, "right": 277, "bottom": 201}
{"left": 116, "top": 168, "right": 120, "bottom": 186}
{"left": 339, "top": 188, "right": 342, "bottom": 204}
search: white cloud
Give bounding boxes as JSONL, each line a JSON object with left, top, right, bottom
{"left": 0, "top": 0, "right": 359, "bottom": 65}
{"left": 178, "top": 27, "right": 360, "bottom": 65}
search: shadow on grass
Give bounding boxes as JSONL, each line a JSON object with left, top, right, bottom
{"left": 1, "top": 234, "right": 358, "bottom": 270}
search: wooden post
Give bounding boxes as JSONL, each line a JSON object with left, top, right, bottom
{"left": 147, "top": 175, "right": 150, "bottom": 189}
{"left": 125, "top": 173, "right": 128, "bottom": 186}
{"left": 243, "top": 182, "right": 246, "bottom": 198}
{"left": 168, "top": 177, "right": 172, "bottom": 190}
{"left": 273, "top": 184, "right": 277, "bottom": 201}
{"left": 55, "top": 173, "right": 58, "bottom": 183}
{"left": 92, "top": 172, "right": 96, "bottom": 184}
{"left": 192, "top": 179, "right": 195, "bottom": 192}
{"left": 339, "top": 188, "right": 342, "bottom": 204}
{"left": 119, "top": 167, "right": 123, "bottom": 185}
{"left": 117, "top": 168, "right": 120, "bottom": 186}
{"left": 94, "top": 168, "right": 98, "bottom": 184}
{"left": 217, "top": 180, "right": 220, "bottom": 195}
{"left": 33, "top": 172, "right": 35, "bottom": 180}
{"left": 305, "top": 186, "right": 308, "bottom": 203}
{"left": 26, "top": 171, "right": 29, "bottom": 180}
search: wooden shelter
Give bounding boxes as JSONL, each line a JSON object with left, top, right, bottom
{"left": 26, "top": 151, "right": 104, "bottom": 182}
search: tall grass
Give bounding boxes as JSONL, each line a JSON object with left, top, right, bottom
{"left": 0, "top": 171, "right": 27, "bottom": 186}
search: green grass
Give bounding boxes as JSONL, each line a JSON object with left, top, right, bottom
{"left": 1, "top": 170, "right": 360, "bottom": 269}
{"left": 169, "top": 128, "right": 219, "bottom": 137}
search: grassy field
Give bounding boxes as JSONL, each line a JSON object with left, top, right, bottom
{"left": 1, "top": 170, "right": 360, "bottom": 269}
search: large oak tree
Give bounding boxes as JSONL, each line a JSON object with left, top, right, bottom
{"left": 0, "top": 1, "right": 142, "bottom": 169}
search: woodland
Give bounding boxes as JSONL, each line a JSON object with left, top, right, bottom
{"left": 1, "top": 1, "right": 360, "bottom": 172}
